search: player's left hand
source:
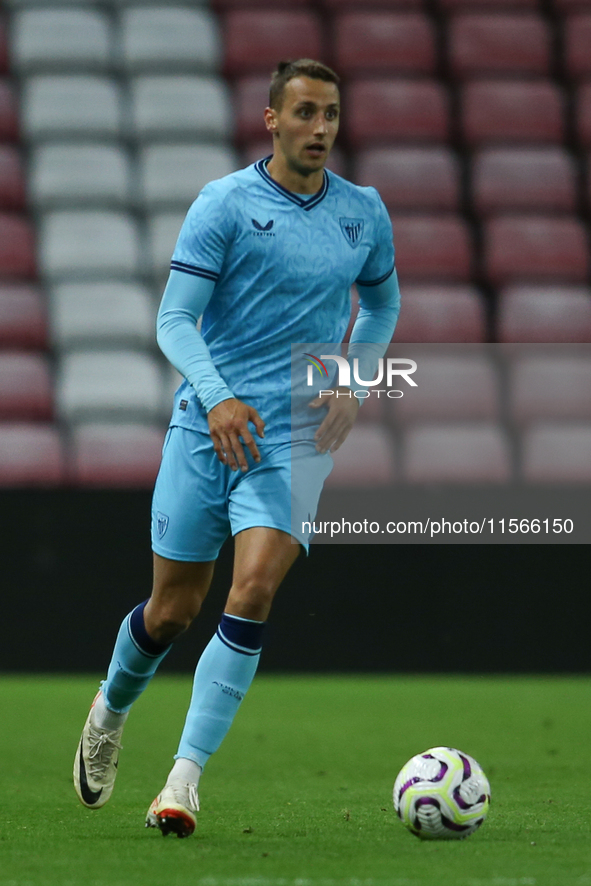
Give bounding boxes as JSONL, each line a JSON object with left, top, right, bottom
{"left": 308, "top": 387, "right": 360, "bottom": 453}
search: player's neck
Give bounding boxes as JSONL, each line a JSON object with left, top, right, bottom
{"left": 266, "top": 155, "right": 325, "bottom": 196}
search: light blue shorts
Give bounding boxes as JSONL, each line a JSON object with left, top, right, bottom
{"left": 151, "top": 426, "right": 333, "bottom": 561}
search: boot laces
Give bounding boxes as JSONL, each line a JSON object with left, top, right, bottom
{"left": 87, "top": 726, "right": 122, "bottom": 780}
{"left": 169, "top": 781, "right": 200, "bottom": 812}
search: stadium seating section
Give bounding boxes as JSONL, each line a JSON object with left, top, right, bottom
{"left": 521, "top": 424, "right": 591, "bottom": 483}
{"left": 391, "top": 285, "right": 487, "bottom": 342}
{"left": 223, "top": 11, "right": 323, "bottom": 76}
{"left": 563, "top": 13, "right": 591, "bottom": 78}
{"left": 345, "top": 79, "right": 450, "bottom": 145}
{"left": 69, "top": 423, "right": 164, "bottom": 487}
{"left": 403, "top": 423, "right": 512, "bottom": 484}
{"left": 497, "top": 286, "right": 591, "bottom": 342}
{"left": 508, "top": 353, "right": 591, "bottom": 424}
{"left": 461, "top": 80, "right": 565, "bottom": 145}
{"left": 0, "top": 0, "right": 590, "bottom": 489}
{"left": 448, "top": 14, "right": 551, "bottom": 78}
{"left": 0, "top": 284, "right": 47, "bottom": 349}
{"left": 0, "top": 144, "right": 25, "bottom": 209}
{"left": 472, "top": 148, "right": 577, "bottom": 214}
{"left": 333, "top": 13, "right": 437, "bottom": 75}
{"left": 354, "top": 148, "right": 461, "bottom": 211}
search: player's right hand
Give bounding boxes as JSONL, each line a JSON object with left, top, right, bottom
{"left": 207, "top": 398, "right": 265, "bottom": 472}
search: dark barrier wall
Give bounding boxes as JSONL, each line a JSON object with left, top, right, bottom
{"left": 1, "top": 490, "right": 588, "bottom": 673}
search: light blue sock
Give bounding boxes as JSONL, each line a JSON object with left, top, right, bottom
{"left": 102, "top": 601, "right": 171, "bottom": 714}
{"left": 176, "top": 614, "right": 265, "bottom": 768}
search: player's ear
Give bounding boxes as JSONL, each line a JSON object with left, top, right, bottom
{"left": 264, "top": 106, "right": 278, "bottom": 135}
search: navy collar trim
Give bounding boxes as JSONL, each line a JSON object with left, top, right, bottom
{"left": 255, "top": 156, "right": 329, "bottom": 211}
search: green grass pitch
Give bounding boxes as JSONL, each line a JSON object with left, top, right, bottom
{"left": 2, "top": 674, "right": 591, "bottom": 886}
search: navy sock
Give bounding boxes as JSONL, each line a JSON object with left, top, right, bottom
{"left": 129, "top": 600, "right": 169, "bottom": 656}
{"left": 217, "top": 612, "right": 265, "bottom": 654}
{"left": 102, "top": 601, "right": 171, "bottom": 713}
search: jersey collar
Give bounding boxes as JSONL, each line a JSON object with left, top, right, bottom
{"left": 255, "top": 156, "right": 329, "bottom": 211}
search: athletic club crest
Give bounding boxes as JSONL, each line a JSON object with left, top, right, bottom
{"left": 156, "top": 512, "right": 169, "bottom": 539}
{"left": 339, "top": 217, "right": 364, "bottom": 248}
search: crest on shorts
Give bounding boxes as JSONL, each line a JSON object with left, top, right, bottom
{"left": 339, "top": 217, "right": 364, "bottom": 248}
{"left": 156, "top": 512, "right": 169, "bottom": 539}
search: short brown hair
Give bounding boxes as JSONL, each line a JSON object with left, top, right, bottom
{"left": 269, "top": 59, "right": 340, "bottom": 111}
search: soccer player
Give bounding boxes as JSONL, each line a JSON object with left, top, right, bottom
{"left": 74, "top": 59, "right": 401, "bottom": 838}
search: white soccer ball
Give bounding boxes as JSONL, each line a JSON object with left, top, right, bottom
{"left": 393, "top": 746, "right": 491, "bottom": 840}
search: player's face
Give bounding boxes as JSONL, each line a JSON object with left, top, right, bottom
{"left": 266, "top": 77, "right": 340, "bottom": 177}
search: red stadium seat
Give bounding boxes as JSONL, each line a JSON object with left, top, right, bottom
{"left": 564, "top": 14, "right": 591, "bottom": 79}
{"left": 402, "top": 423, "right": 512, "bottom": 483}
{"left": 334, "top": 12, "right": 437, "bottom": 76}
{"left": 393, "top": 285, "right": 486, "bottom": 342}
{"left": 0, "top": 146, "right": 26, "bottom": 211}
{"left": 497, "top": 285, "right": 591, "bottom": 343}
{"left": 484, "top": 216, "right": 589, "bottom": 286}
{"left": 355, "top": 147, "right": 460, "bottom": 212}
{"left": 394, "top": 351, "right": 500, "bottom": 423}
{"left": 0, "top": 19, "right": 8, "bottom": 76}
{"left": 509, "top": 353, "right": 591, "bottom": 425}
{"left": 241, "top": 139, "right": 274, "bottom": 166}
{"left": 449, "top": 14, "right": 551, "bottom": 78}
{"left": 0, "top": 352, "right": 52, "bottom": 420}
{"left": 324, "top": 0, "right": 424, "bottom": 8}
{"left": 577, "top": 82, "right": 591, "bottom": 147}
{"left": 472, "top": 148, "right": 577, "bottom": 215}
{"left": 325, "top": 424, "right": 396, "bottom": 486}
{"left": 390, "top": 215, "right": 473, "bottom": 281}
{"left": 0, "top": 81, "right": 19, "bottom": 141}
{"left": 69, "top": 423, "right": 164, "bottom": 487}
{"left": 0, "top": 215, "right": 36, "bottom": 279}
{"left": 223, "top": 11, "right": 322, "bottom": 77}
{"left": 554, "top": 0, "right": 591, "bottom": 12}
{"left": 351, "top": 390, "right": 385, "bottom": 424}
{"left": 0, "top": 423, "right": 64, "bottom": 487}
{"left": 0, "top": 284, "right": 47, "bottom": 349}
{"left": 233, "top": 76, "right": 269, "bottom": 143}
{"left": 213, "top": 0, "right": 311, "bottom": 7}
{"left": 521, "top": 423, "right": 591, "bottom": 483}
{"left": 346, "top": 79, "right": 450, "bottom": 147}
{"left": 462, "top": 80, "right": 565, "bottom": 145}
{"left": 441, "top": 0, "right": 539, "bottom": 9}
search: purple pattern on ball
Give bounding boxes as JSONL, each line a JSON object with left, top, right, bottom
{"left": 398, "top": 776, "right": 422, "bottom": 801}
{"left": 419, "top": 754, "right": 449, "bottom": 782}
{"left": 416, "top": 797, "right": 439, "bottom": 807}
{"left": 453, "top": 787, "right": 471, "bottom": 810}
{"left": 441, "top": 816, "right": 471, "bottom": 833}
{"left": 414, "top": 796, "right": 471, "bottom": 833}
{"left": 459, "top": 754, "right": 472, "bottom": 780}
{"left": 454, "top": 788, "right": 487, "bottom": 810}
{"left": 433, "top": 763, "right": 448, "bottom": 782}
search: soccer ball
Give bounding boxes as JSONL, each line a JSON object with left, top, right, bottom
{"left": 393, "top": 746, "right": 491, "bottom": 840}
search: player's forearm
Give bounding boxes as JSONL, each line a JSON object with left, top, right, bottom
{"left": 347, "top": 269, "right": 401, "bottom": 391}
{"left": 156, "top": 270, "right": 235, "bottom": 412}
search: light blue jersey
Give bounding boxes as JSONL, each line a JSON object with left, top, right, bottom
{"left": 166, "top": 158, "right": 395, "bottom": 443}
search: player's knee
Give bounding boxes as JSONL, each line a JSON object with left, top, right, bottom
{"left": 227, "top": 576, "right": 277, "bottom": 619}
{"left": 146, "top": 599, "right": 201, "bottom": 644}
